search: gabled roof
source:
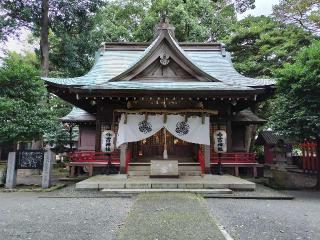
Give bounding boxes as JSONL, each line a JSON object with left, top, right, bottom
{"left": 60, "top": 107, "right": 96, "bottom": 123}
{"left": 42, "top": 19, "right": 275, "bottom": 90}
{"left": 255, "top": 131, "right": 292, "bottom": 145}
{"left": 232, "top": 109, "right": 267, "bottom": 124}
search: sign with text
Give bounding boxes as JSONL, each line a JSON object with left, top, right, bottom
{"left": 15, "top": 150, "right": 44, "bottom": 169}
{"left": 101, "top": 130, "right": 115, "bottom": 152}
{"left": 213, "top": 130, "right": 227, "bottom": 153}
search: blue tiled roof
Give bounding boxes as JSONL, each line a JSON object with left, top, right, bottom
{"left": 42, "top": 32, "right": 275, "bottom": 89}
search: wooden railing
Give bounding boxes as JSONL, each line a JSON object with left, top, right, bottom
{"left": 197, "top": 149, "right": 205, "bottom": 174}
{"left": 68, "top": 151, "right": 120, "bottom": 165}
{"left": 125, "top": 150, "right": 132, "bottom": 173}
{"left": 210, "top": 152, "right": 256, "bottom": 164}
{"left": 300, "top": 141, "right": 318, "bottom": 173}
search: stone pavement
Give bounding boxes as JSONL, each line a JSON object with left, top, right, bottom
{"left": 117, "top": 193, "right": 225, "bottom": 240}
{"left": 206, "top": 190, "right": 320, "bottom": 240}
{"left": 76, "top": 174, "right": 256, "bottom": 191}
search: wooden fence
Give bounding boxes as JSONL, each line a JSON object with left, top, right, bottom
{"left": 300, "top": 141, "right": 319, "bottom": 173}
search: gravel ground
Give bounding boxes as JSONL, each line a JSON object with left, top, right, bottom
{"left": 206, "top": 190, "right": 320, "bottom": 240}
{"left": 0, "top": 192, "right": 134, "bottom": 240}
{"left": 117, "top": 193, "right": 225, "bottom": 240}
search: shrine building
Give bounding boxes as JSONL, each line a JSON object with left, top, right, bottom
{"left": 43, "top": 18, "right": 274, "bottom": 176}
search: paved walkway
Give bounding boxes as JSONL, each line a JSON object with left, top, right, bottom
{"left": 117, "top": 193, "right": 225, "bottom": 240}
{"left": 206, "top": 190, "right": 320, "bottom": 240}
{"left": 0, "top": 192, "right": 133, "bottom": 240}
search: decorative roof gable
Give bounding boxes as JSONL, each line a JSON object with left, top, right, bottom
{"left": 41, "top": 17, "right": 275, "bottom": 88}
{"left": 106, "top": 23, "right": 219, "bottom": 83}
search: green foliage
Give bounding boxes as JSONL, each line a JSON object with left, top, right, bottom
{"left": 43, "top": 123, "right": 78, "bottom": 153}
{"left": 270, "top": 40, "right": 320, "bottom": 140}
{"left": 226, "top": 16, "right": 314, "bottom": 78}
{"left": 92, "top": 0, "right": 239, "bottom": 43}
{"left": 0, "top": 52, "right": 72, "bottom": 145}
{"left": 273, "top": 0, "right": 320, "bottom": 34}
{"left": 50, "top": 0, "right": 253, "bottom": 76}
{"left": 0, "top": 52, "right": 48, "bottom": 142}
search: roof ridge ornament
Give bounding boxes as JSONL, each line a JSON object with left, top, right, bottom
{"left": 154, "top": 12, "right": 175, "bottom": 38}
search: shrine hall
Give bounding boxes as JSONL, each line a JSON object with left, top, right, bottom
{"left": 43, "top": 18, "right": 275, "bottom": 177}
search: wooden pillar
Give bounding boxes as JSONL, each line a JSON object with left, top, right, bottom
{"left": 204, "top": 144, "right": 211, "bottom": 174}
{"left": 120, "top": 144, "right": 127, "bottom": 174}
{"left": 227, "top": 118, "right": 232, "bottom": 152}
{"left": 95, "top": 120, "right": 101, "bottom": 152}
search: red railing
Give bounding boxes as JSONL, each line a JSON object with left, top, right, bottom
{"left": 210, "top": 152, "right": 256, "bottom": 164}
{"left": 125, "top": 150, "right": 132, "bottom": 173}
{"left": 197, "top": 149, "right": 205, "bottom": 174}
{"left": 68, "top": 151, "right": 120, "bottom": 165}
{"left": 300, "top": 141, "right": 318, "bottom": 172}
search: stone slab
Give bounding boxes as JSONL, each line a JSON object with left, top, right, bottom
{"left": 100, "top": 188, "right": 233, "bottom": 194}
{"left": 203, "top": 183, "right": 229, "bottom": 189}
{"left": 178, "top": 183, "right": 204, "bottom": 189}
{"left": 126, "top": 183, "right": 151, "bottom": 189}
{"left": 75, "top": 182, "right": 99, "bottom": 190}
{"left": 151, "top": 183, "right": 178, "bottom": 189}
{"left": 5, "top": 152, "right": 17, "bottom": 189}
{"left": 150, "top": 160, "right": 178, "bottom": 177}
{"left": 75, "top": 174, "right": 256, "bottom": 191}
{"left": 99, "top": 182, "right": 125, "bottom": 189}
{"left": 42, "top": 150, "right": 54, "bottom": 189}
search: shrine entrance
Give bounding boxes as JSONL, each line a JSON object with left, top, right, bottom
{"left": 133, "top": 129, "right": 197, "bottom": 163}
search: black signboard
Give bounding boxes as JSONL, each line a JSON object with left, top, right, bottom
{"left": 15, "top": 150, "right": 45, "bottom": 169}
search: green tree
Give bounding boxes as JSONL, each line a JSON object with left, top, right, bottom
{"left": 271, "top": 40, "right": 320, "bottom": 188}
{"left": 273, "top": 0, "right": 320, "bottom": 34}
{"left": 0, "top": 52, "right": 72, "bottom": 148}
{"left": 0, "top": 0, "right": 105, "bottom": 76}
{"left": 0, "top": 52, "right": 50, "bottom": 144}
{"left": 226, "top": 16, "right": 314, "bottom": 78}
{"left": 271, "top": 40, "right": 320, "bottom": 140}
{"left": 50, "top": 0, "right": 255, "bottom": 76}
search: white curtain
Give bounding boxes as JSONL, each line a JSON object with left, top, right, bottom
{"left": 116, "top": 114, "right": 163, "bottom": 147}
{"left": 116, "top": 114, "right": 210, "bottom": 147}
{"left": 165, "top": 115, "right": 210, "bottom": 145}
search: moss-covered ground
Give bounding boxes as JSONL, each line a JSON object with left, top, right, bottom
{"left": 117, "top": 193, "right": 224, "bottom": 240}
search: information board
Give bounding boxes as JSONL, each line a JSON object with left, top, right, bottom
{"left": 15, "top": 150, "right": 44, "bottom": 169}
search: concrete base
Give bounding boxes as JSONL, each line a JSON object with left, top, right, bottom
{"left": 100, "top": 188, "right": 233, "bottom": 196}
{"left": 75, "top": 174, "right": 255, "bottom": 191}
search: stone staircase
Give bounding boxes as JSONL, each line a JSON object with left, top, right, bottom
{"left": 128, "top": 163, "right": 202, "bottom": 177}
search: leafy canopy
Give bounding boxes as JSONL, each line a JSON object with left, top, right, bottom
{"left": 226, "top": 16, "right": 314, "bottom": 78}
{"left": 0, "top": 52, "right": 72, "bottom": 144}
{"left": 273, "top": 0, "right": 320, "bottom": 34}
{"left": 270, "top": 40, "right": 320, "bottom": 140}
{"left": 0, "top": 52, "right": 50, "bottom": 142}
{"left": 50, "top": 0, "right": 254, "bottom": 76}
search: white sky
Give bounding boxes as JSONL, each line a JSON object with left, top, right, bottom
{"left": 1, "top": 0, "right": 280, "bottom": 55}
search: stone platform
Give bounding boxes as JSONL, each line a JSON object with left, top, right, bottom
{"left": 75, "top": 174, "right": 255, "bottom": 191}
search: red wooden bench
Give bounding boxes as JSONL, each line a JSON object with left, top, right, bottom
{"left": 210, "top": 152, "right": 263, "bottom": 177}
{"left": 66, "top": 151, "right": 120, "bottom": 177}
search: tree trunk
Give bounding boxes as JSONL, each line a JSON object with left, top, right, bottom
{"left": 40, "top": 0, "right": 49, "bottom": 77}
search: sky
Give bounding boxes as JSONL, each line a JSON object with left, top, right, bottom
{"left": 2, "top": 0, "right": 280, "bottom": 55}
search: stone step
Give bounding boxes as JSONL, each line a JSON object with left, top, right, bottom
{"left": 129, "top": 165, "right": 201, "bottom": 171}
{"left": 179, "top": 172, "right": 202, "bottom": 176}
{"left": 100, "top": 188, "right": 233, "bottom": 195}
{"left": 128, "top": 170, "right": 202, "bottom": 176}
{"left": 128, "top": 171, "right": 150, "bottom": 176}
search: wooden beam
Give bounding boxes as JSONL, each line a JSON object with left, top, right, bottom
{"left": 95, "top": 120, "right": 101, "bottom": 152}
{"left": 113, "top": 108, "right": 218, "bottom": 115}
{"left": 227, "top": 118, "right": 233, "bottom": 153}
